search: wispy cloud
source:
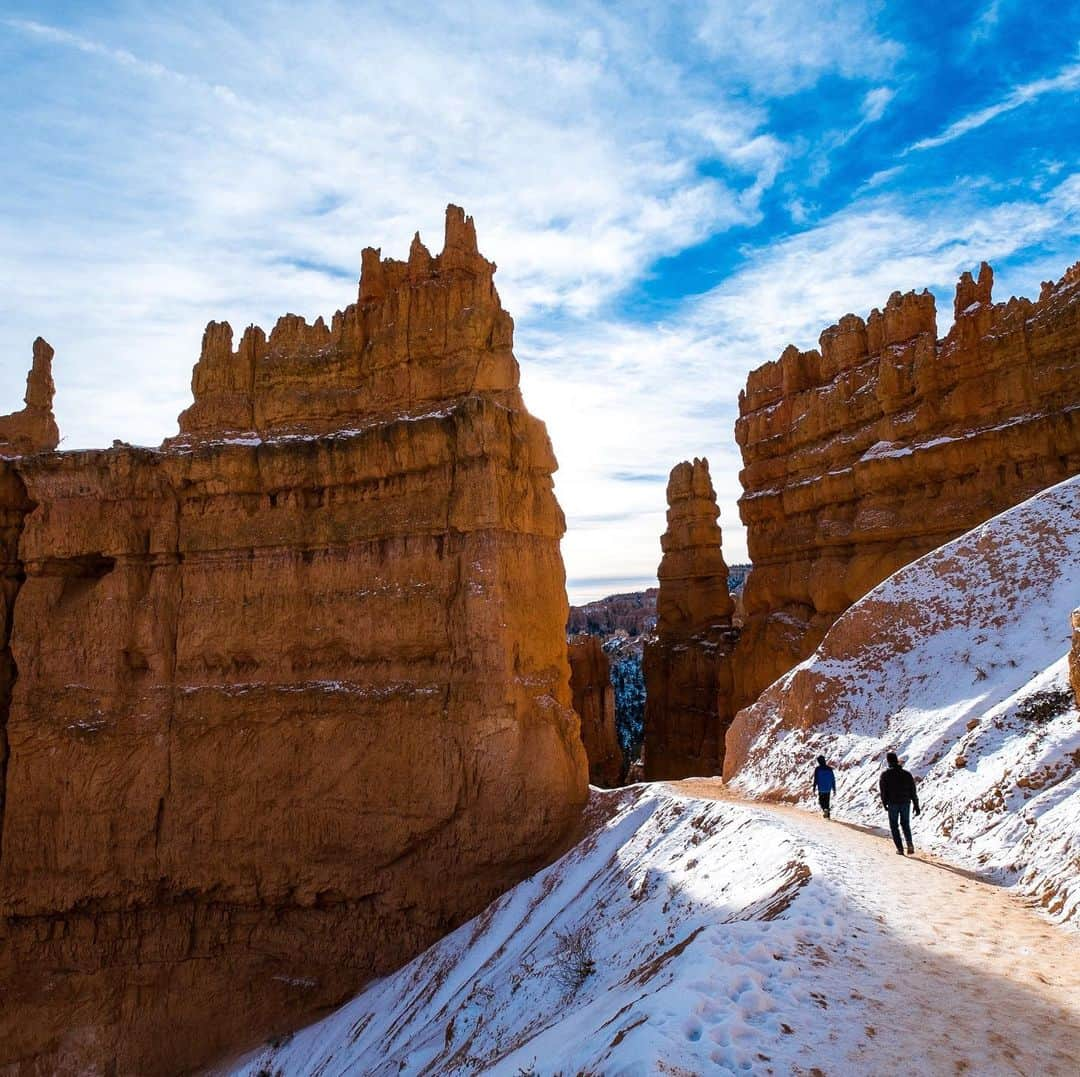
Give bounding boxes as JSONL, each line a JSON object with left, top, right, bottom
{"left": 860, "top": 85, "right": 895, "bottom": 123}
{"left": 530, "top": 174, "right": 1080, "bottom": 598}
{"left": 696, "top": 0, "right": 902, "bottom": 95}
{"left": 1, "top": 2, "right": 1077, "bottom": 605}
{"left": 911, "top": 58, "right": 1080, "bottom": 151}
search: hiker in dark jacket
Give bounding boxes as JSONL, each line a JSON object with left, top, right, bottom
{"left": 812, "top": 755, "right": 836, "bottom": 819}
{"left": 880, "top": 751, "right": 920, "bottom": 855}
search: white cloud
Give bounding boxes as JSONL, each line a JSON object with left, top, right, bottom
{"left": 533, "top": 175, "right": 1080, "bottom": 601}
{"left": 861, "top": 85, "right": 895, "bottom": 123}
{"left": 969, "top": 0, "right": 1004, "bottom": 44}
{"left": 0, "top": 3, "right": 788, "bottom": 455}
{"left": 696, "top": 0, "right": 902, "bottom": 95}
{"left": 911, "top": 57, "right": 1080, "bottom": 151}
{"left": 1, "top": 4, "right": 1076, "bottom": 608}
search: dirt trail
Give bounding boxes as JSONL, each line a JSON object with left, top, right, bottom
{"left": 672, "top": 778, "right": 1080, "bottom": 1076}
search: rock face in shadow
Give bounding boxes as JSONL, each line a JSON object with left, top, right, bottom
{"left": 0, "top": 206, "right": 588, "bottom": 1076}
{"left": 733, "top": 260, "right": 1080, "bottom": 710}
{"left": 567, "top": 634, "right": 622, "bottom": 787}
{"left": 643, "top": 459, "right": 738, "bottom": 779}
{"left": 0, "top": 338, "right": 59, "bottom": 457}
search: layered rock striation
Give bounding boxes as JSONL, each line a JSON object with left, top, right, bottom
{"left": 0, "top": 207, "right": 588, "bottom": 1075}
{"left": 643, "top": 459, "right": 738, "bottom": 779}
{"left": 567, "top": 634, "right": 622, "bottom": 787}
{"left": 733, "top": 260, "right": 1080, "bottom": 709}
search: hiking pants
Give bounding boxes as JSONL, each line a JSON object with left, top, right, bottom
{"left": 817, "top": 791, "right": 831, "bottom": 814}
{"left": 887, "top": 801, "right": 912, "bottom": 850}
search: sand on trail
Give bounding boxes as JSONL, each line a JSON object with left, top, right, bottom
{"left": 672, "top": 778, "right": 1080, "bottom": 1077}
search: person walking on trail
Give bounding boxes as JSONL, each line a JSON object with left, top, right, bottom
{"left": 813, "top": 755, "right": 836, "bottom": 819}
{"left": 880, "top": 751, "right": 920, "bottom": 855}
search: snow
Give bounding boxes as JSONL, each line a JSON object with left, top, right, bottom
{"left": 227, "top": 782, "right": 1080, "bottom": 1077}
{"left": 731, "top": 474, "right": 1080, "bottom": 925}
{"left": 219, "top": 477, "right": 1080, "bottom": 1076}
{"left": 228, "top": 787, "right": 825, "bottom": 1075}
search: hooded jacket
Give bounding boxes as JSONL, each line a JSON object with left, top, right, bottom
{"left": 813, "top": 764, "right": 836, "bottom": 794}
{"left": 879, "top": 763, "right": 920, "bottom": 811}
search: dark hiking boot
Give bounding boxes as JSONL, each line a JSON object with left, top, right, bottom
{"left": 906, "top": 843, "right": 915, "bottom": 854}
{"left": 895, "top": 847, "right": 904, "bottom": 855}
{"left": 824, "top": 809, "right": 830, "bottom": 819}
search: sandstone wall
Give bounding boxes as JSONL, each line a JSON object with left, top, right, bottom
{"left": 643, "top": 459, "right": 738, "bottom": 779}
{"left": 733, "top": 260, "right": 1080, "bottom": 709}
{"left": 567, "top": 634, "right": 622, "bottom": 787}
{"left": 0, "top": 207, "right": 588, "bottom": 1076}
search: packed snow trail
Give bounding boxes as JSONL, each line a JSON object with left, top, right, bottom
{"left": 678, "top": 777, "right": 1080, "bottom": 1076}
{"left": 229, "top": 781, "right": 1079, "bottom": 1076}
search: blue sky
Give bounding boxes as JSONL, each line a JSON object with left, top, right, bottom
{"left": 1, "top": 1, "right": 1078, "bottom": 603}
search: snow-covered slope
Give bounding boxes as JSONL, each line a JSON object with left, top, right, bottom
{"left": 226, "top": 782, "right": 1080, "bottom": 1076}
{"left": 726, "top": 475, "right": 1080, "bottom": 924}
{"left": 228, "top": 787, "right": 821, "bottom": 1075}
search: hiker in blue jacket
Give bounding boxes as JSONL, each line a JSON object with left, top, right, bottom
{"left": 812, "top": 755, "right": 836, "bottom": 819}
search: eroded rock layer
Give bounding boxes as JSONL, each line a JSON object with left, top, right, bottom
{"left": 734, "top": 260, "right": 1080, "bottom": 709}
{"left": 0, "top": 338, "right": 59, "bottom": 457}
{"left": 567, "top": 588, "right": 657, "bottom": 637}
{"left": 643, "top": 459, "right": 738, "bottom": 779}
{"left": 567, "top": 634, "right": 621, "bottom": 787}
{"left": 0, "top": 207, "right": 588, "bottom": 1076}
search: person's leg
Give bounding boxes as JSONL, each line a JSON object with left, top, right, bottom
{"left": 887, "top": 804, "right": 904, "bottom": 852}
{"left": 818, "top": 792, "right": 830, "bottom": 817}
{"left": 824, "top": 792, "right": 831, "bottom": 818}
{"left": 899, "top": 802, "right": 913, "bottom": 852}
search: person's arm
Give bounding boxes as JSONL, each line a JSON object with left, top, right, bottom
{"left": 879, "top": 771, "right": 888, "bottom": 809}
{"left": 909, "top": 772, "right": 921, "bottom": 814}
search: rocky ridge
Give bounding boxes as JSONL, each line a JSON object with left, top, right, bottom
{"left": 0, "top": 207, "right": 588, "bottom": 1075}
{"left": 732, "top": 259, "right": 1080, "bottom": 709}
{"left": 567, "top": 588, "right": 657, "bottom": 638}
{"left": 642, "top": 458, "right": 738, "bottom": 779}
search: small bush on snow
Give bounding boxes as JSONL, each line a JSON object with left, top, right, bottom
{"left": 551, "top": 925, "right": 596, "bottom": 993}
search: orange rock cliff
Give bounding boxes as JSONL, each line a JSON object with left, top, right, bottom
{"left": 0, "top": 206, "right": 589, "bottom": 1075}
{"left": 642, "top": 458, "right": 738, "bottom": 779}
{"left": 732, "top": 260, "right": 1080, "bottom": 711}
{"left": 567, "top": 634, "right": 622, "bottom": 787}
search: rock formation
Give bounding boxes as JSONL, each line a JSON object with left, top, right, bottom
{"left": 568, "top": 588, "right": 658, "bottom": 637}
{"left": 0, "top": 338, "right": 59, "bottom": 456}
{"left": 1071, "top": 609, "right": 1080, "bottom": 710}
{"left": 733, "top": 259, "right": 1080, "bottom": 710}
{"left": 567, "top": 634, "right": 622, "bottom": 786}
{"left": 643, "top": 459, "right": 738, "bottom": 779}
{"left": 0, "top": 206, "right": 589, "bottom": 1075}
